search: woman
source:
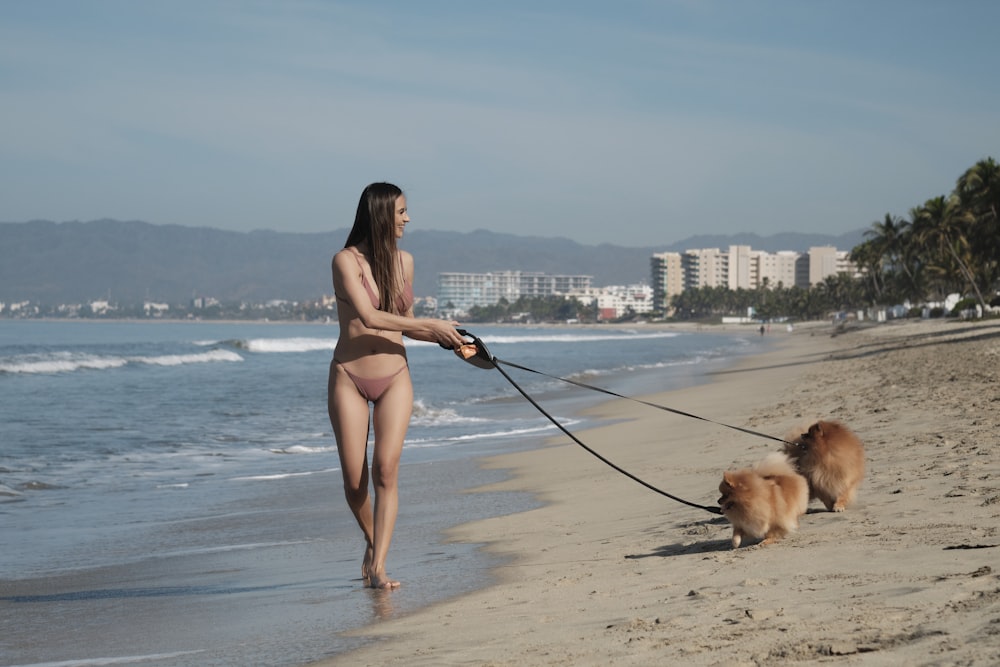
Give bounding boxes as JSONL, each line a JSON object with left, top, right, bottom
{"left": 328, "top": 182, "right": 467, "bottom": 590}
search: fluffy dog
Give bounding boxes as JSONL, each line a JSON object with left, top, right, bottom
{"left": 717, "top": 452, "right": 809, "bottom": 548}
{"left": 783, "top": 420, "right": 865, "bottom": 512}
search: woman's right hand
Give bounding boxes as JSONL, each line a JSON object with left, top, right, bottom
{"left": 430, "top": 319, "right": 467, "bottom": 350}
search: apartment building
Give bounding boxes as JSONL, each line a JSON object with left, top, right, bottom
{"left": 575, "top": 284, "right": 654, "bottom": 320}
{"left": 650, "top": 245, "right": 857, "bottom": 312}
{"left": 758, "top": 250, "right": 806, "bottom": 289}
{"left": 651, "top": 251, "right": 684, "bottom": 314}
{"left": 437, "top": 271, "right": 592, "bottom": 315}
{"left": 807, "top": 246, "right": 856, "bottom": 286}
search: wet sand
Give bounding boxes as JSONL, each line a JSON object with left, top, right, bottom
{"left": 317, "top": 318, "right": 1000, "bottom": 666}
{"left": 0, "top": 453, "right": 534, "bottom": 666}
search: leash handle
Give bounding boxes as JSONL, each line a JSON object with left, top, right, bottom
{"left": 452, "top": 328, "right": 496, "bottom": 370}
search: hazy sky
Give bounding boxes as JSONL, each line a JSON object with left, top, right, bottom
{"left": 2, "top": 1, "right": 998, "bottom": 246}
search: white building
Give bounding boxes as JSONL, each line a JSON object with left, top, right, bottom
{"left": 576, "top": 284, "right": 654, "bottom": 320}
{"left": 808, "top": 246, "right": 860, "bottom": 285}
{"left": 144, "top": 301, "right": 170, "bottom": 316}
{"left": 727, "top": 245, "right": 755, "bottom": 290}
{"left": 682, "top": 248, "right": 729, "bottom": 289}
{"left": 89, "top": 299, "right": 114, "bottom": 315}
{"left": 437, "top": 271, "right": 592, "bottom": 315}
{"left": 651, "top": 251, "right": 685, "bottom": 312}
{"left": 757, "top": 250, "right": 804, "bottom": 289}
{"left": 649, "top": 245, "right": 858, "bottom": 312}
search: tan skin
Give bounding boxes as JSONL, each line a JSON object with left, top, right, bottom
{"left": 328, "top": 195, "right": 468, "bottom": 589}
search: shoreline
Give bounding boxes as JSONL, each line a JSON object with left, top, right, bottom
{"left": 1, "top": 321, "right": 757, "bottom": 667}
{"left": 313, "top": 318, "right": 1000, "bottom": 666}
{"left": 0, "top": 316, "right": 815, "bottom": 332}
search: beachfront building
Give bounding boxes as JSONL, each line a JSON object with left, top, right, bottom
{"left": 651, "top": 251, "right": 685, "bottom": 311}
{"left": 143, "top": 301, "right": 170, "bottom": 316}
{"left": 649, "top": 245, "right": 858, "bottom": 312}
{"left": 574, "top": 283, "right": 654, "bottom": 320}
{"left": 436, "top": 271, "right": 592, "bottom": 316}
{"left": 683, "top": 248, "right": 729, "bottom": 289}
{"left": 727, "top": 245, "right": 756, "bottom": 290}
{"left": 758, "top": 250, "right": 806, "bottom": 289}
{"left": 808, "top": 246, "right": 861, "bottom": 285}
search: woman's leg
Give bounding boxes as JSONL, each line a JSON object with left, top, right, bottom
{"left": 367, "top": 370, "right": 413, "bottom": 589}
{"left": 328, "top": 361, "right": 375, "bottom": 580}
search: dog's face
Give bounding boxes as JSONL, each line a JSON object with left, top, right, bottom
{"left": 718, "top": 472, "right": 740, "bottom": 511}
{"left": 790, "top": 421, "right": 825, "bottom": 453}
{"left": 802, "top": 422, "right": 821, "bottom": 444}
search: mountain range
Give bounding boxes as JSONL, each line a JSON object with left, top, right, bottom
{"left": 0, "top": 219, "right": 866, "bottom": 304}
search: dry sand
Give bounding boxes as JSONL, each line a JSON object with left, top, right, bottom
{"left": 314, "top": 318, "right": 1000, "bottom": 666}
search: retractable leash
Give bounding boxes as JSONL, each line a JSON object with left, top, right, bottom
{"left": 450, "top": 329, "right": 725, "bottom": 515}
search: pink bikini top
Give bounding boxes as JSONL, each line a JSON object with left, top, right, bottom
{"left": 340, "top": 250, "right": 414, "bottom": 313}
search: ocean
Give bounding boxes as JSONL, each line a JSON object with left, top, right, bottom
{"left": 0, "top": 320, "right": 762, "bottom": 666}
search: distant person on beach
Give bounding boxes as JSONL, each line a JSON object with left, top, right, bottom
{"left": 328, "top": 182, "right": 467, "bottom": 589}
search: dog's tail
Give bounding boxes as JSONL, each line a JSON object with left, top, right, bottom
{"left": 754, "top": 451, "right": 798, "bottom": 478}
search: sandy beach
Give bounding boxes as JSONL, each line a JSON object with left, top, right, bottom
{"left": 314, "top": 318, "right": 1000, "bottom": 666}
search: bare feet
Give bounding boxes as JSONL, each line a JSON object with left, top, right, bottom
{"left": 368, "top": 570, "right": 401, "bottom": 590}
{"left": 362, "top": 545, "right": 373, "bottom": 582}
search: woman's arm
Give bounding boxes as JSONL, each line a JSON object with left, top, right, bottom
{"left": 397, "top": 250, "right": 468, "bottom": 347}
{"left": 333, "top": 249, "right": 466, "bottom": 349}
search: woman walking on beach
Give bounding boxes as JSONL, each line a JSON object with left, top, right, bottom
{"left": 328, "top": 182, "right": 467, "bottom": 590}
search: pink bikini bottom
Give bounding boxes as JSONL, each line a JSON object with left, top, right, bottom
{"left": 335, "top": 361, "right": 408, "bottom": 402}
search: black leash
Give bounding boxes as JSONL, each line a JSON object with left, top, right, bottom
{"left": 452, "top": 329, "right": 723, "bottom": 515}
{"left": 496, "top": 358, "right": 795, "bottom": 448}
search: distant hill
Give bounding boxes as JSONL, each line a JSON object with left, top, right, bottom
{"left": 0, "top": 219, "right": 866, "bottom": 304}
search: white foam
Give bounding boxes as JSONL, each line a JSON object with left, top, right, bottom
{"left": 410, "top": 399, "right": 489, "bottom": 427}
{"left": 0, "top": 352, "right": 128, "bottom": 374}
{"left": 269, "top": 445, "right": 335, "bottom": 455}
{"left": 4, "top": 650, "right": 206, "bottom": 667}
{"left": 407, "top": 330, "right": 681, "bottom": 347}
{"left": 0, "top": 349, "right": 242, "bottom": 374}
{"left": 229, "top": 466, "right": 339, "bottom": 482}
{"left": 486, "top": 331, "right": 680, "bottom": 344}
{"left": 404, "top": 421, "right": 563, "bottom": 448}
{"left": 239, "top": 337, "right": 335, "bottom": 353}
{"left": 136, "top": 349, "right": 243, "bottom": 366}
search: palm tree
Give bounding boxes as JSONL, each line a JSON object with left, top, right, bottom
{"left": 849, "top": 238, "right": 884, "bottom": 303}
{"left": 957, "top": 157, "right": 1000, "bottom": 225}
{"left": 955, "top": 158, "right": 1000, "bottom": 296}
{"left": 863, "top": 213, "right": 919, "bottom": 302}
{"left": 911, "top": 196, "right": 988, "bottom": 310}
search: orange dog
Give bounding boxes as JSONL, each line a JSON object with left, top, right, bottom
{"left": 783, "top": 420, "right": 865, "bottom": 512}
{"left": 718, "top": 452, "right": 809, "bottom": 548}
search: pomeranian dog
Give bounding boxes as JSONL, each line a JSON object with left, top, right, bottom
{"left": 783, "top": 420, "right": 865, "bottom": 512}
{"left": 717, "top": 452, "right": 809, "bottom": 549}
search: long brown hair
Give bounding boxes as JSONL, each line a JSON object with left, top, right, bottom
{"left": 344, "top": 182, "right": 404, "bottom": 314}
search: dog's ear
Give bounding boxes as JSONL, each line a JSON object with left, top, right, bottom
{"left": 809, "top": 422, "right": 824, "bottom": 438}
{"left": 722, "top": 472, "right": 736, "bottom": 488}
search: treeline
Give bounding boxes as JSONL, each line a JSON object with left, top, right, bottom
{"left": 463, "top": 296, "right": 600, "bottom": 323}
{"left": 670, "top": 157, "right": 1000, "bottom": 322}
{"left": 851, "top": 157, "right": 999, "bottom": 310}
{"left": 669, "top": 275, "right": 865, "bottom": 321}
{"left": 459, "top": 275, "right": 873, "bottom": 324}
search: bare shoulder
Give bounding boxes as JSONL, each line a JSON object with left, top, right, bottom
{"left": 332, "top": 247, "right": 357, "bottom": 268}
{"left": 399, "top": 249, "right": 415, "bottom": 270}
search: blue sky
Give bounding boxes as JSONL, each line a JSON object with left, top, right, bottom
{"left": 2, "top": 1, "right": 998, "bottom": 246}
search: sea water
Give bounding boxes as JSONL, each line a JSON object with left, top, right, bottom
{"left": 0, "top": 320, "right": 760, "bottom": 666}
